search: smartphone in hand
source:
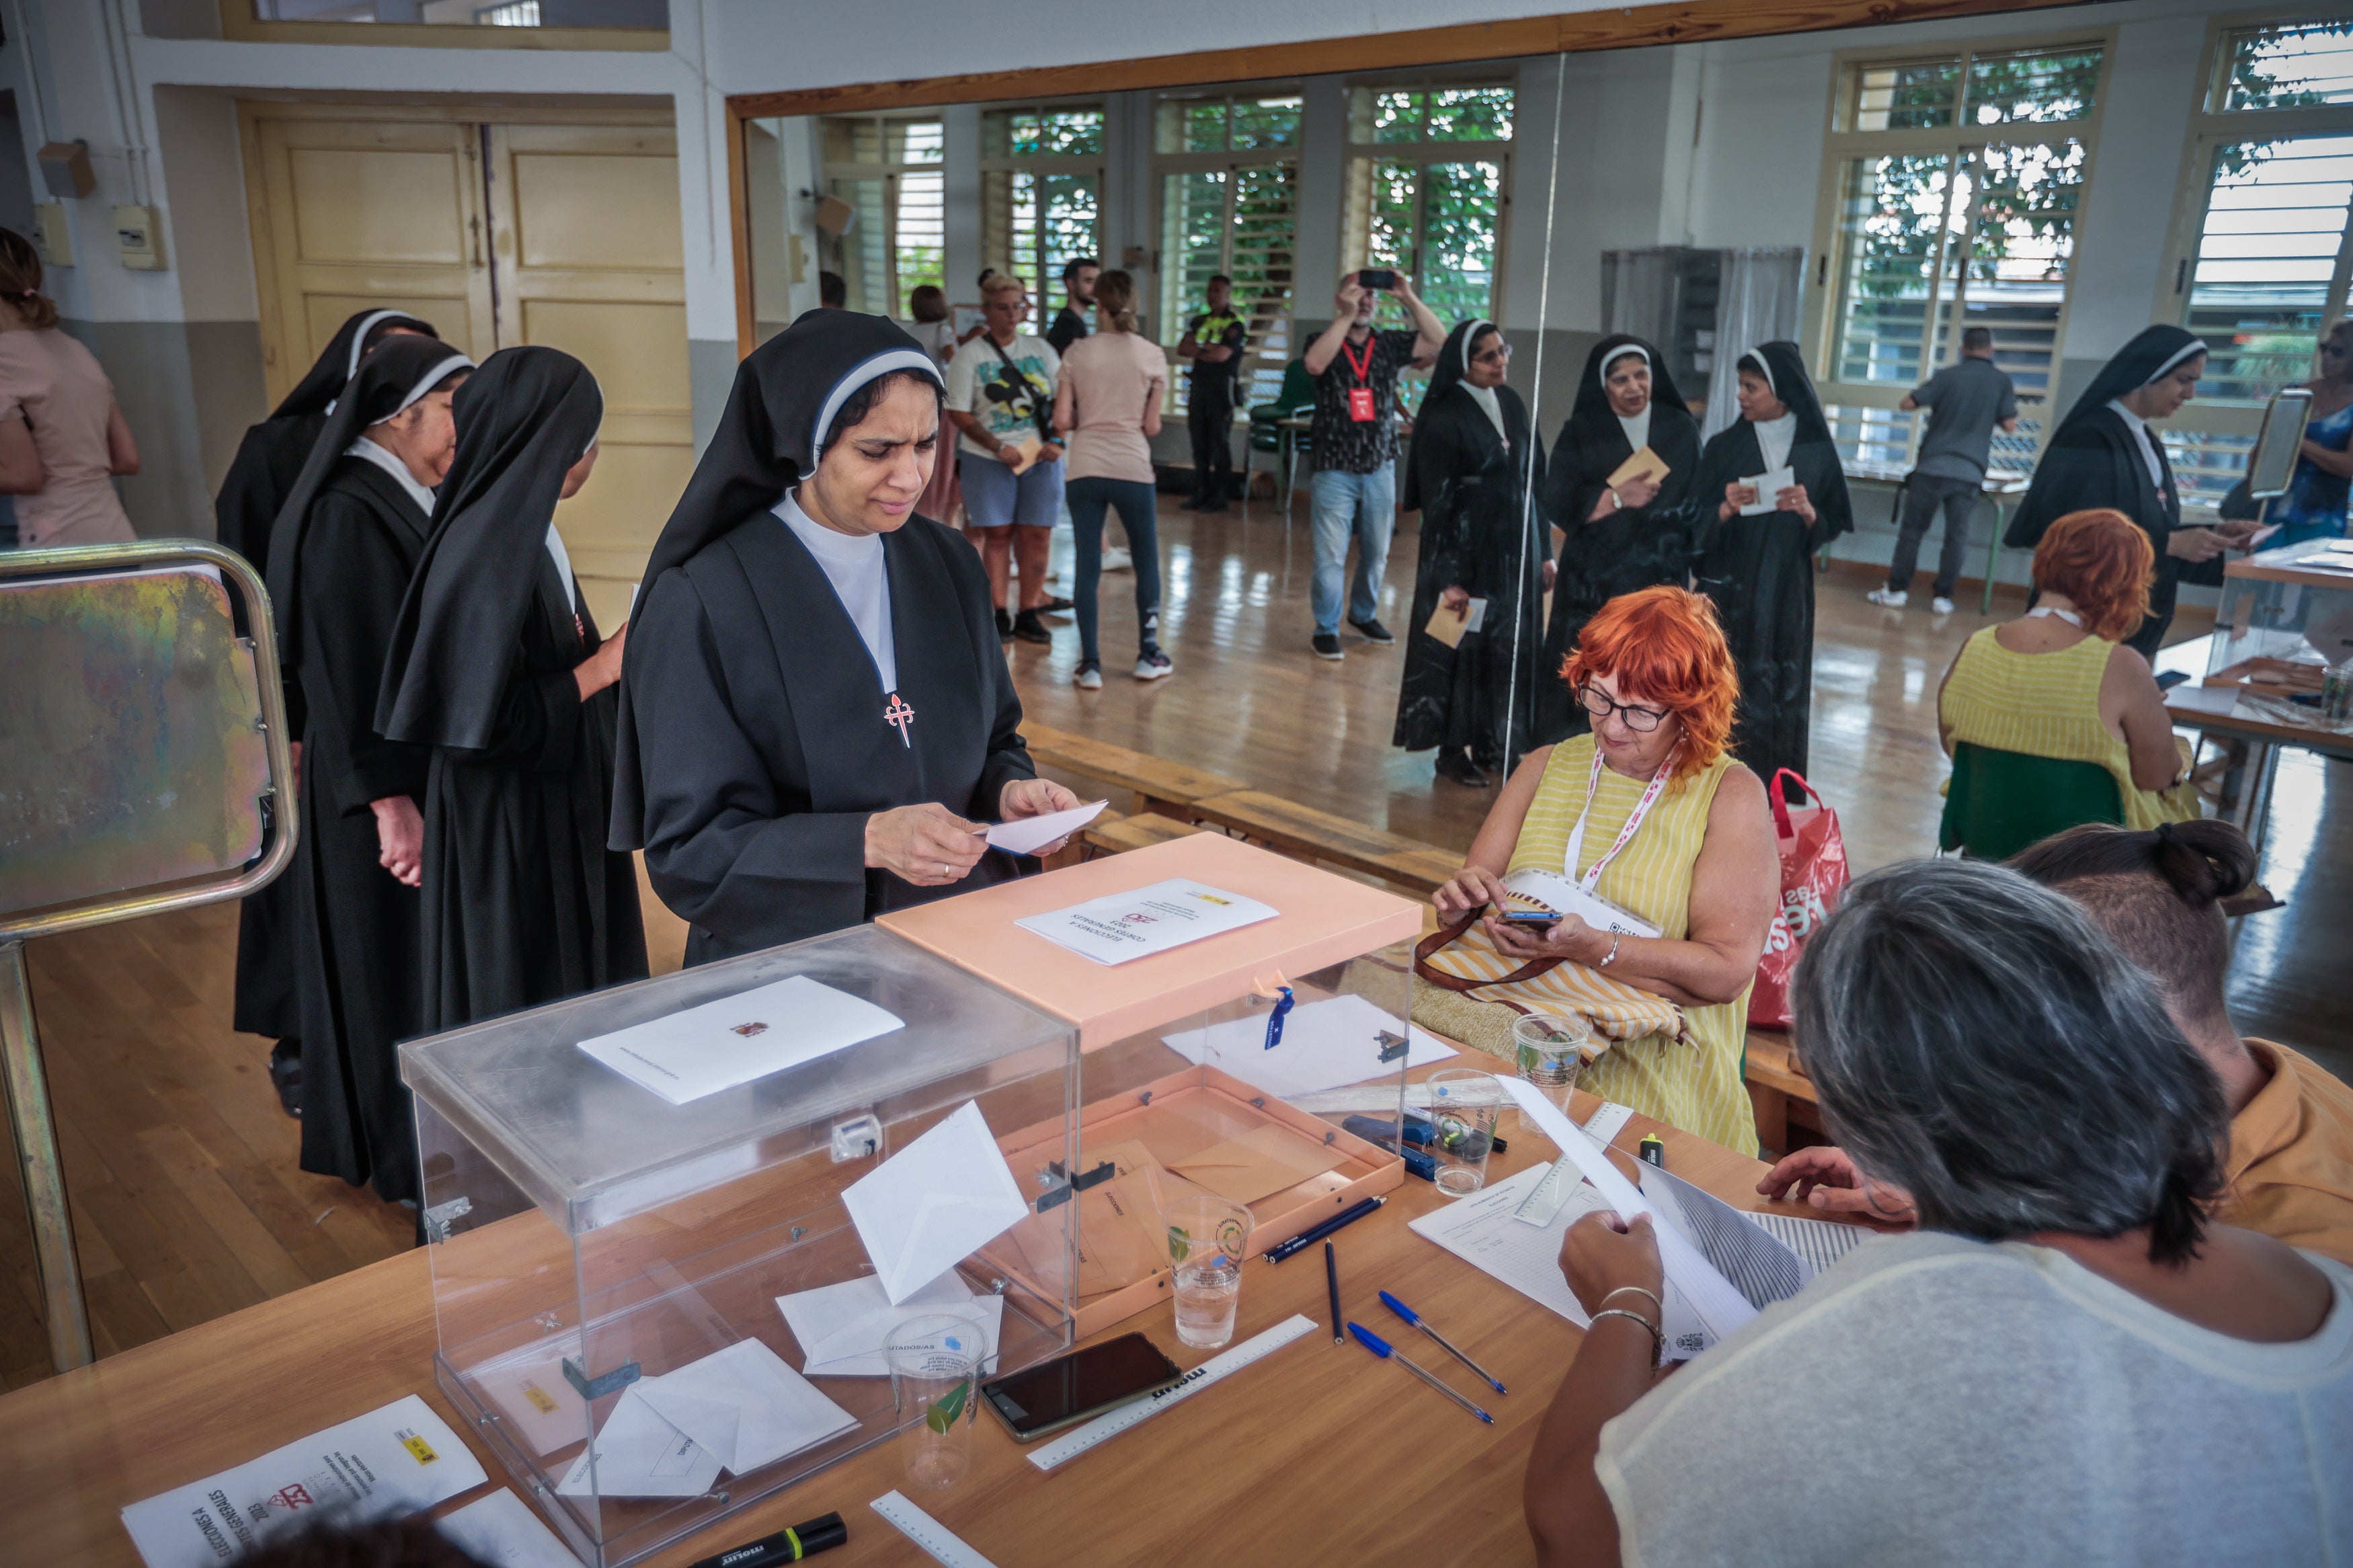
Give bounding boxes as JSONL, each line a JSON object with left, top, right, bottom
{"left": 1358, "top": 268, "right": 1396, "bottom": 292}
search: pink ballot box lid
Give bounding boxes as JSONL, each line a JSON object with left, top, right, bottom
{"left": 877, "top": 834, "right": 1423, "bottom": 1050}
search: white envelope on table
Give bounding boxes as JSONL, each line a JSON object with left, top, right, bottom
{"left": 842, "top": 1100, "right": 1031, "bottom": 1305}
{"left": 629, "top": 1338, "right": 858, "bottom": 1477}
{"left": 776, "top": 1270, "right": 1006, "bottom": 1377}
{"left": 554, "top": 1386, "right": 721, "bottom": 1499}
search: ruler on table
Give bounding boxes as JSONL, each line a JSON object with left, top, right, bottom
{"left": 1513, "top": 1101, "right": 1636, "bottom": 1227}
{"left": 871, "top": 1490, "right": 1000, "bottom": 1568}
{"left": 1027, "top": 1314, "right": 1317, "bottom": 1471}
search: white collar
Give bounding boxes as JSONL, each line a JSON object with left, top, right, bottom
{"left": 1616, "top": 405, "right": 1652, "bottom": 454}
{"left": 1462, "top": 382, "right": 1508, "bottom": 447}
{"left": 343, "top": 436, "right": 438, "bottom": 518}
{"left": 2106, "top": 399, "right": 2166, "bottom": 487}
{"left": 1751, "top": 411, "right": 1797, "bottom": 474}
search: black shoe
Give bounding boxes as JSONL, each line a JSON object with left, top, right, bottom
{"left": 1350, "top": 618, "right": 1395, "bottom": 645}
{"left": 1312, "top": 632, "right": 1344, "bottom": 661}
{"left": 1196, "top": 501, "right": 1228, "bottom": 515}
{"left": 269, "top": 1038, "right": 303, "bottom": 1118}
{"left": 1040, "top": 595, "right": 1074, "bottom": 614}
{"left": 1181, "top": 495, "right": 1210, "bottom": 511}
{"left": 1435, "top": 751, "right": 1491, "bottom": 788}
{"left": 1012, "top": 609, "right": 1054, "bottom": 645}
{"left": 995, "top": 608, "right": 1014, "bottom": 641}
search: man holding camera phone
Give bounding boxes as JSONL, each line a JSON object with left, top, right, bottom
{"left": 1302, "top": 267, "right": 1446, "bottom": 660}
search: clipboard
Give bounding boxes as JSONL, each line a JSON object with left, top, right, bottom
{"left": 1606, "top": 446, "right": 1669, "bottom": 489}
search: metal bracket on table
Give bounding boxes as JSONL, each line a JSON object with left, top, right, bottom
{"left": 1033, "top": 1159, "right": 1115, "bottom": 1212}
{"left": 562, "top": 1357, "right": 643, "bottom": 1401}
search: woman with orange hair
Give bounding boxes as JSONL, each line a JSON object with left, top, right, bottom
{"left": 1937, "top": 507, "right": 2198, "bottom": 833}
{"left": 1427, "top": 585, "right": 1778, "bottom": 1151}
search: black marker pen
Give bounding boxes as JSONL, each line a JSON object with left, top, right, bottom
{"left": 687, "top": 1512, "right": 848, "bottom": 1568}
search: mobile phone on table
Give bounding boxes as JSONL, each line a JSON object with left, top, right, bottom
{"left": 1357, "top": 268, "right": 1396, "bottom": 292}
{"left": 980, "top": 1333, "right": 1184, "bottom": 1442}
{"left": 2154, "top": 670, "right": 2190, "bottom": 691}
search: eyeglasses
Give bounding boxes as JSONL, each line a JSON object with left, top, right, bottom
{"left": 1578, "top": 684, "right": 1669, "bottom": 733}
{"left": 1472, "top": 344, "right": 1512, "bottom": 365}
{"left": 2324, "top": 343, "right": 2351, "bottom": 359}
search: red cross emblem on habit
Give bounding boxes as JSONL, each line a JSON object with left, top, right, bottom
{"left": 883, "top": 692, "right": 916, "bottom": 748}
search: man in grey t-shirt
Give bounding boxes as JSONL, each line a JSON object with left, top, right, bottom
{"left": 1870, "top": 327, "right": 2018, "bottom": 612}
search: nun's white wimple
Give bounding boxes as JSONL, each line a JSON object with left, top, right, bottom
{"left": 808, "top": 349, "right": 947, "bottom": 475}
{"left": 346, "top": 309, "right": 415, "bottom": 380}
{"left": 2142, "top": 339, "right": 2206, "bottom": 386}
{"left": 1600, "top": 344, "right": 1649, "bottom": 389}
{"left": 1462, "top": 320, "right": 1495, "bottom": 376}
{"left": 1742, "top": 347, "right": 1775, "bottom": 396}
{"left": 390, "top": 354, "right": 475, "bottom": 419}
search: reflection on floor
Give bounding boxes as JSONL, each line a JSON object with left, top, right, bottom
{"left": 3, "top": 490, "right": 2343, "bottom": 1387}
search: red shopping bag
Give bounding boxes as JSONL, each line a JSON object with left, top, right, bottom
{"left": 1749, "top": 770, "right": 1849, "bottom": 1030}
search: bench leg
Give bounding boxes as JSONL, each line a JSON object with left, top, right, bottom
{"left": 1747, "top": 1081, "right": 1789, "bottom": 1161}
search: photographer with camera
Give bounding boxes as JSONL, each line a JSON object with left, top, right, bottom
{"left": 947, "top": 274, "right": 1066, "bottom": 643}
{"left": 1301, "top": 267, "right": 1445, "bottom": 660}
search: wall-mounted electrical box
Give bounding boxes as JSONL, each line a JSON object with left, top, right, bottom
{"left": 114, "top": 206, "right": 167, "bottom": 271}
{"left": 38, "top": 141, "right": 93, "bottom": 200}
{"left": 31, "top": 204, "right": 72, "bottom": 267}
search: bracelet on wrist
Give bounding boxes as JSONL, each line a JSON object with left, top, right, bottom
{"left": 1590, "top": 1307, "right": 1663, "bottom": 1368}
{"left": 1597, "top": 931, "right": 1624, "bottom": 968}
{"left": 1600, "top": 1284, "right": 1664, "bottom": 1317}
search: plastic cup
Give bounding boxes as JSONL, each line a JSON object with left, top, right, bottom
{"left": 1162, "top": 1194, "right": 1253, "bottom": 1349}
{"left": 885, "top": 1314, "right": 987, "bottom": 1491}
{"left": 1425, "top": 1069, "right": 1503, "bottom": 1197}
{"left": 1513, "top": 1012, "right": 1593, "bottom": 1118}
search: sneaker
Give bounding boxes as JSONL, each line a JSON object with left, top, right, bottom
{"left": 1073, "top": 661, "right": 1103, "bottom": 690}
{"left": 1931, "top": 596, "right": 1956, "bottom": 615}
{"left": 1133, "top": 649, "right": 1174, "bottom": 682}
{"left": 1312, "top": 632, "right": 1344, "bottom": 661}
{"left": 1012, "top": 609, "right": 1053, "bottom": 645}
{"left": 1102, "top": 546, "right": 1133, "bottom": 573}
{"left": 1864, "top": 587, "right": 1907, "bottom": 608}
{"left": 1349, "top": 617, "right": 1395, "bottom": 645}
{"left": 995, "top": 608, "right": 1014, "bottom": 640}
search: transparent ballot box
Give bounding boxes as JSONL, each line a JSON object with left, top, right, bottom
{"left": 2204, "top": 538, "right": 2353, "bottom": 729}
{"left": 880, "top": 833, "right": 1428, "bottom": 1337}
{"left": 400, "top": 924, "right": 1080, "bottom": 1568}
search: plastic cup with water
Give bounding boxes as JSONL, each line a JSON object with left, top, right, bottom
{"left": 1513, "top": 1012, "right": 1593, "bottom": 1116}
{"left": 885, "top": 1313, "right": 988, "bottom": 1490}
{"left": 1163, "top": 1194, "right": 1253, "bottom": 1349}
{"left": 1425, "top": 1069, "right": 1503, "bottom": 1197}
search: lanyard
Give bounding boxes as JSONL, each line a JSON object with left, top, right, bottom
{"left": 1340, "top": 334, "right": 1375, "bottom": 386}
{"left": 1562, "top": 746, "right": 1675, "bottom": 892}
{"left": 2026, "top": 605, "right": 2082, "bottom": 627}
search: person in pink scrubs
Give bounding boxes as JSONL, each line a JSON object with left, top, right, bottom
{"left": 0, "top": 228, "right": 139, "bottom": 547}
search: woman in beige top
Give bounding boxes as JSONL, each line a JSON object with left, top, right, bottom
{"left": 1052, "top": 269, "right": 1170, "bottom": 687}
{"left": 0, "top": 229, "right": 138, "bottom": 547}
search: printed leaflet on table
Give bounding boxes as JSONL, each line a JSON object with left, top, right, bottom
{"left": 1015, "top": 878, "right": 1277, "bottom": 966}
{"left": 575, "top": 974, "right": 904, "bottom": 1106}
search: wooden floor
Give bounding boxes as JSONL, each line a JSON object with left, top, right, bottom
{"left": 5, "top": 487, "right": 2346, "bottom": 1387}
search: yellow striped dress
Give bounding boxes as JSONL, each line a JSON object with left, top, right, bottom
{"left": 1940, "top": 628, "right": 2199, "bottom": 831}
{"left": 1506, "top": 735, "right": 1759, "bottom": 1153}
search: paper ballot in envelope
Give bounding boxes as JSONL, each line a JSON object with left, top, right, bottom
{"left": 627, "top": 1339, "right": 858, "bottom": 1475}
{"left": 775, "top": 1270, "right": 1005, "bottom": 1377}
{"left": 842, "top": 1100, "right": 1031, "bottom": 1305}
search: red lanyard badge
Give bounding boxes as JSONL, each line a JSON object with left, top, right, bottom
{"left": 1341, "top": 335, "right": 1377, "bottom": 423}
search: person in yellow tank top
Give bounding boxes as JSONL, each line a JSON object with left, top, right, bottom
{"left": 1938, "top": 507, "right": 2198, "bottom": 829}
{"left": 1431, "top": 586, "right": 1779, "bottom": 1152}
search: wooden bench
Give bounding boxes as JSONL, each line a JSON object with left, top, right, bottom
{"left": 1745, "top": 1025, "right": 1824, "bottom": 1157}
{"left": 1186, "top": 789, "right": 1463, "bottom": 897}
{"left": 1021, "top": 721, "right": 1247, "bottom": 816}
{"left": 1082, "top": 811, "right": 1206, "bottom": 857}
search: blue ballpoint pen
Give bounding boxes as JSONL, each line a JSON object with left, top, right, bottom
{"left": 1347, "top": 1322, "right": 1494, "bottom": 1423}
{"left": 1380, "top": 1290, "right": 1508, "bottom": 1395}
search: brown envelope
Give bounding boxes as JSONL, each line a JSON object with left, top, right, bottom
{"left": 1167, "top": 1124, "right": 1342, "bottom": 1206}
{"left": 1424, "top": 597, "right": 1486, "bottom": 650}
{"left": 1606, "top": 445, "right": 1669, "bottom": 489}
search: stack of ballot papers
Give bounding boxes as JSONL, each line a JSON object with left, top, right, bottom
{"left": 122, "top": 1396, "right": 486, "bottom": 1568}
{"left": 842, "top": 1100, "right": 1031, "bottom": 1304}
{"left": 556, "top": 1339, "right": 858, "bottom": 1497}
{"left": 776, "top": 1269, "right": 1005, "bottom": 1378}
{"left": 1638, "top": 1161, "right": 1868, "bottom": 1300}
{"left": 576, "top": 974, "right": 904, "bottom": 1106}
{"left": 1162, "top": 993, "right": 1455, "bottom": 1100}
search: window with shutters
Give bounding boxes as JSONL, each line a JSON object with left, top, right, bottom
{"left": 818, "top": 116, "right": 945, "bottom": 319}
{"left": 980, "top": 104, "right": 1105, "bottom": 334}
{"left": 1809, "top": 38, "right": 2108, "bottom": 474}
{"left": 1341, "top": 80, "right": 1511, "bottom": 370}
{"left": 2159, "top": 17, "right": 2353, "bottom": 506}
{"left": 1154, "top": 90, "right": 1302, "bottom": 415}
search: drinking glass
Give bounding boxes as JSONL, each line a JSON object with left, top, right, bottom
{"left": 1162, "top": 1193, "right": 1253, "bottom": 1349}
{"left": 1425, "top": 1069, "right": 1503, "bottom": 1196}
{"left": 885, "top": 1314, "right": 988, "bottom": 1490}
{"left": 1513, "top": 1012, "right": 1593, "bottom": 1117}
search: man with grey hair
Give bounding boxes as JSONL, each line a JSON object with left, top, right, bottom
{"left": 1523, "top": 858, "right": 2352, "bottom": 1567}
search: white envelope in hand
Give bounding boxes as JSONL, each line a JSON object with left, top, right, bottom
{"left": 629, "top": 1339, "right": 858, "bottom": 1477}
{"left": 842, "top": 1101, "right": 1031, "bottom": 1305}
{"left": 776, "top": 1270, "right": 1005, "bottom": 1377}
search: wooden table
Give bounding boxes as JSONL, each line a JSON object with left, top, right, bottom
{"left": 0, "top": 1091, "right": 1829, "bottom": 1567}
{"left": 2158, "top": 621, "right": 2353, "bottom": 868}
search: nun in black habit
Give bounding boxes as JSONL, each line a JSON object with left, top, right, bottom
{"left": 2002, "top": 325, "right": 2241, "bottom": 659}
{"left": 1392, "top": 319, "right": 1546, "bottom": 786}
{"left": 265, "top": 333, "right": 473, "bottom": 1202}
{"left": 612, "top": 310, "right": 1078, "bottom": 966}
{"left": 1691, "top": 341, "right": 1852, "bottom": 800}
{"left": 376, "top": 346, "right": 647, "bottom": 1033}
{"left": 1535, "top": 334, "right": 1704, "bottom": 744}
{"left": 215, "top": 307, "right": 435, "bottom": 1096}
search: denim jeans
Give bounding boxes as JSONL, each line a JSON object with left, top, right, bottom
{"left": 1064, "top": 476, "right": 1162, "bottom": 663}
{"left": 1888, "top": 471, "right": 1980, "bottom": 599}
{"left": 1310, "top": 465, "right": 1395, "bottom": 635}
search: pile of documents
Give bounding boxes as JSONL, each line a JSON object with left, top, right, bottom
{"left": 555, "top": 1339, "right": 859, "bottom": 1498}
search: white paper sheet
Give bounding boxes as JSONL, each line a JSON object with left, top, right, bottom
{"left": 1501, "top": 867, "right": 1662, "bottom": 940}
{"left": 1748, "top": 1209, "right": 1872, "bottom": 1276}
{"left": 121, "top": 1396, "right": 487, "bottom": 1568}
{"left": 1498, "top": 1076, "right": 1759, "bottom": 1346}
{"left": 842, "top": 1100, "right": 1031, "bottom": 1304}
{"left": 576, "top": 975, "right": 904, "bottom": 1106}
{"left": 436, "top": 1490, "right": 577, "bottom": 1568}
{"left": 2165, "top": 682, "right": 2242, "bottom": 718}
{"left": 1014, "top": 878, "right": 1278, "bottom": 966}
{"left": 630, "top": 1339, "right": 859, "bottom": 1475}
{"left": 1161, "top": 993, "right": 1454, "bottom": 1100}
{"left": 777, "top": 1270, "right": 1004, "bottom": 1378}
{"left": 1739, "top": 465, "right": 1796, "bottom": 517}
{"left": 471, "top": 1343, "right": 590, "bottom": 1458}
{"left": 1640, "top": 1163, "right": 1810, "bottom": 1308}
{"left": 555, "top": 1386, "right": 722, "bottom": 1499}
{"left": 1408, "top": 1161, "right": 1612, "bottom": 1326}
{"left": 1463, "top": 596, "right": 1488, "bottom": 634}
{"left": 986, "top": 798, "right": 1107, "bottom": 856}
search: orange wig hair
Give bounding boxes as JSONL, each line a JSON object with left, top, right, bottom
{"left": 1558, "top": 585, "right": 1739, "bottom": 786}
{"left": 2032, "top": 508, "right": 2153, "bottom": 643}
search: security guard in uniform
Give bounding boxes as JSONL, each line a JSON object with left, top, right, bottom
{"left": 1177, "top": 274, "right": 1250, "bottom": 511}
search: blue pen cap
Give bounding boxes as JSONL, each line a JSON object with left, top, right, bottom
{"left": 1379, "top": 1289, "right": 1419, "bottom": 1325}
{"left": 1347, "top": 1321, "right": 1392, "bottom": 1357}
